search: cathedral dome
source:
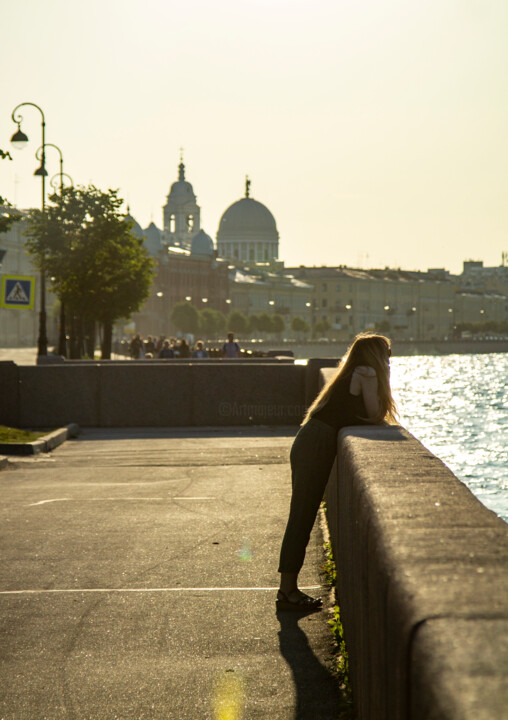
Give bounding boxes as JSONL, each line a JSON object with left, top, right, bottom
{"left": 216, "top": 179, "right": 279, "bottom": 264}
{"left": 191, "top": 229, "right": 214, "bottom": 256}
{"left": 217, "top": 197, "right": 278, "bottom": 238}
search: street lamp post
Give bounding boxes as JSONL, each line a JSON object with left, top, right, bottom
{"left": 447, "top": 307, "right": 454, "bottom": 339}
{"left": 37, "top": 143, "right": 73, "bottom": 194}
{"left": 50, "top": 172, "right": 73, "bottom": 193}
{"left": 37, "top": 142, "right": 73, "bottom": 357}
{"left": 11, "top": 102, "right": 48, "bottom": 357}
{"left": 345, "top": 304, "right": 353, "bottom": 334}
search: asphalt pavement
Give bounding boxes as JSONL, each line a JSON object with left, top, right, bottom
{"left": 0, "top": 427, "right": 343, "bottom": 720}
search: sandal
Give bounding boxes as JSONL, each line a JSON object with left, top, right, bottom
{"left": 276, "top": 589, "right": 323, "bottom": 612}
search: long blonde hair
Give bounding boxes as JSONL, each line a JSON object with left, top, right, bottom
{"left": 303, "top": 333, "right": 397, "bottom": 425}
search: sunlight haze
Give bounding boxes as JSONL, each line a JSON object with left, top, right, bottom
{"left": 1, "top": 0, "right": 507, "bottom": 274}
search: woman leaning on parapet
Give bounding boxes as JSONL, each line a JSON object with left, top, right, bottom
{"left": 277, "top": 332, "right": 398, "bottom": 612}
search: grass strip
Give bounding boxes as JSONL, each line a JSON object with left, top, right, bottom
{"left": 321, "top": 532, "right": 356, "bottom": 719}
{"left": 0, "top": 426, "right": 47, "bottom": 443}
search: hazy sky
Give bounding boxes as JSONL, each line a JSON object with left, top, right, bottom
{"left": 1, "top": 0, "right": 507, "bottom": 274}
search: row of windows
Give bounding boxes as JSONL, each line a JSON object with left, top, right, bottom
{"left": 319, "top": 283, "right": 352, "bottom": 292}
{"left": 318, "top": 282, "right": 454, "bottom": 299}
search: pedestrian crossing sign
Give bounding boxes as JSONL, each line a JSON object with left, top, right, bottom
{"left": 1, "top": 275, "right": 35, "bottom": 309}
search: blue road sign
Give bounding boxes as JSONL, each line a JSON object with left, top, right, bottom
{"left": 1, "top": 275, "right": 35, "bottom": 309}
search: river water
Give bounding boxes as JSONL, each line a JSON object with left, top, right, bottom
{"left": 390, "top": 353, "right": 508, "bottom": 523}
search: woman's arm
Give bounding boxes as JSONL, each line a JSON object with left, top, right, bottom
{"left": 351, "top": 366, "right": 380, "bottom": 420}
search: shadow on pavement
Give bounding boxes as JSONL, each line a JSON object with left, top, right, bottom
{"left": 277, "top": 610, "right": 345, "bottom": 720}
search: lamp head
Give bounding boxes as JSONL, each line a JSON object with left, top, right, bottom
{"left": 11, "top": 125, "right": 29, "bottom": 149}
{"left": 34, "top": 164, "right": 48, "bottom": 177}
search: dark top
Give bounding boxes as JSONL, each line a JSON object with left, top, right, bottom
{"left": 312, "top": 370, "right": 369, "bottom": 431}
{"left": 159, "top": 348, "right": 174, "bottom": 359}
{"left": 223, "top": 341, "right": 240, "bottom": 358}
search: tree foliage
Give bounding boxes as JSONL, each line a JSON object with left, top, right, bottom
{"left": 456, "top": 321, "right": 508, "bottom": 335}
{"left": 227, "top": 310, "right": 248, "bottom": 335}
{"left": 0, "top": 201, "right": 18, "bottom": 236}
{"left": 271, "top": 314, "right": 285, "bottom": 336}
{"left": 0, "top": 148, "right": 17, "bottom": 236}
{"left": 291, "top": 316, "right": 309, "bottom": 334}
{"left": 314, "top": 318, "right": 331, "bottom": 337}
{"left": 199, "top": 308, "right": 226, "bottom": 338}
{"left": 25, "top": 185, "right": 154, "bottom": 356}
{"left": 257, "top": 312, "right": 274, "bottom": 334}
{"left": 170, "top": 302, "right": 200, "bottom": 334}
{"left": 248, "top": 314, "right": 260, "bottom": 334}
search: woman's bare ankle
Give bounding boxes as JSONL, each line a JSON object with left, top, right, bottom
{"left": 279, "top": 572, "right": 298, "bottom": 595}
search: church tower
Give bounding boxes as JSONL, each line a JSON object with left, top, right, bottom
{"left": 162, "top": 156, "right": 201, "bottom": 250}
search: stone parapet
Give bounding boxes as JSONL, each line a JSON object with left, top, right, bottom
{"left": 325, "top": 425, "right": 508, "bottom": 719}
{"left": 0, "top": 361, "right": 308, "bottom": 428}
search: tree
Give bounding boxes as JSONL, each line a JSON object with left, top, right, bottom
{"left": 199, "top": 308, "right": 226, "bottom": 338}
{"left": 214, "top": 309, "right": 227, "bottom": 336}
{"left": 258, "top": 312, "right": 274, "bottom": 334}
{"left": 247, "top": 314, "right": 260, "bottom": 336}
{"left": 314, "top": 318, "right": 331, "bottom": 337}
{"left": 291, "top": 316, "right": 309, "bottom": 338}
{"left": 271, "top": 314, "right": 285, "bottom": 338}
{"left": 170, "top": 302, "right": 200, "bottom": 335}
{"left": 227, "top": 310, "right": 248, "bottom": 335}
{"left": 0, "top": 200, "right": 17, "bottom": 237}
{"left": 0, "top": 149, "right": 18, "bottom": 236}
{"left": 25, "top": 185, "right": 154, "bottom": 358}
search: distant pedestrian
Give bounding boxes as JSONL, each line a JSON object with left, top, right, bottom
{"left": 277, "top": 333, "right": 397, "bottom": 612}
{"left": 159, "top": 340, "right": 174, "bottom": 359}
{"left": 222, "top": 332, "right": 241, "bottom": 359}
{"left": 145, "top": 336, "right": 155, "bottom": 355}
{"left": 129, "top": 334, "right": 144, "bottom": 359}
{"left": 192, "top": 340, "right": 209, "bottom": 359}
{"left": 169, "top": 337, "right": 179, "bottom": 357}
{"left": 178, "top": 338, "right": 191, "bottom": 358}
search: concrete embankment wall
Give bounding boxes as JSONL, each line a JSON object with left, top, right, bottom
{"left": 0, "top": 359, "right": 330, "bottom": 428}
{"left": 257, "top": 339, "right": 508, "bottom": 359}
{"left": 325, "top": 424, "right": 508, "bottom": 719}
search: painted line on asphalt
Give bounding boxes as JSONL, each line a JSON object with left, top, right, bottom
{"left": 28, "top": 497, "right": 215, "bottom": 506}
{"left": 28, "top": 498, "right": 71, "bottom": 506}
{"left": 0, "top": 586, "right": 321, "bottom": 596}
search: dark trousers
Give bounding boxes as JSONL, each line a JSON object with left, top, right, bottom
{"left": 278, "top": 418, "right": 337, "bottom": 574}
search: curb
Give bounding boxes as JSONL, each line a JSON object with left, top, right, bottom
{"left": 0, "top": 424, "right": 80, "bottom": 458}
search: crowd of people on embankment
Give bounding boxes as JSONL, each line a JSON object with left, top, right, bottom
{"left": 127, "top": 332, "right": 242, "bottom": 360}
